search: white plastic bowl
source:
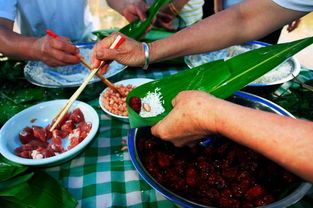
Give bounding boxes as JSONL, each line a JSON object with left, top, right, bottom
{"left": 0, "top": 100, "right": 99, "bottom": 166}
{"left": 99, "top": 78, "right": 154, "bottom": 122}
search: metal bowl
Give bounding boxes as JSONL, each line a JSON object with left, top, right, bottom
{"left": 24, "top": 42, "right": 127, "bottom": 88}
{"left": 128, "top": 91, "right": 311, "bottom": 208}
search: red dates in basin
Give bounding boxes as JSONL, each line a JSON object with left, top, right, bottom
{"left": 137, "top": 133, "right": 301, "bottom": 208}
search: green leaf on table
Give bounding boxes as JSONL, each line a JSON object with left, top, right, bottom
{"left": 0, "top": 88, "right": 45, "bottom": 104}
{"left": 0, "top": 197, "right": 31, "bottom": 208}
{"left": 0, "top": 171, "right": 77, "bottom": 208}
{"left": 0, "top": 172, "right": 34, "bottom": 191}
{"left": 0, "top": 58, "right": 25, "bottom": 81}
{"left": 127, "top": 37, "right": 313, "bottom": 128}
{"left": 0, "top": 182, "right": 32, "bottom": 198}
{"left": 93, "top": 27, "right": 174, "bottom": 42}
{"left": 0, "top": 156, "right": 28, "bottom": 182}
{"left": 24, "top": 171, "right": 77, "bottom": 208}
{"left": 0, "top": 100, "right": 33, "bottom": 125}
{"left": 119, "top": 0, "right": 171, "bottom": 40}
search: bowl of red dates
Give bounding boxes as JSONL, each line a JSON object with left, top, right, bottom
{"left": 128, "top": 91, "right": 312, "bottom": 208}
{"left": 0, "top": 99, "right": 99, "bottom": 166}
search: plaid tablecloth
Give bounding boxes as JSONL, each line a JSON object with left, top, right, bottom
{"left": 44, "top": 65, "right": 313, "bottom": 208}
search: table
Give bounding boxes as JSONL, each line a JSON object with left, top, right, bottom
{"left": 44, "top": 65, "right": 182, "bottom": 208}
{"left": 41, "top": 64, "right": 313, "bottom": 208}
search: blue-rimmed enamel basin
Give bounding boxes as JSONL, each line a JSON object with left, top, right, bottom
{"left": 128, "top": 91, "right": 311, "bottom": 208}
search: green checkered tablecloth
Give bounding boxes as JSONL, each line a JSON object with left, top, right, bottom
{"left": 44, "top": 65, "right": 313, "bottom": 208}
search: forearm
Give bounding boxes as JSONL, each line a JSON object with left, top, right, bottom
{"left": 0, "top": 26, "right": 38, "bottom": 60}
{"left": 214, "top": 100, "right": 313, "bottom": 182}
{"left": 149, "top": 0, "right": 306, "bottom": 63}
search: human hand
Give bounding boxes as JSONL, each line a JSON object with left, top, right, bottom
{"left": 155, "top": 3, "right": 178, "bottom": 31}
{"left": 151, "top": 91, "right": 222, "bottom": 147}
{"left": 32, "top": 35, "right": 80, "bottom": 67}
{"left": 120, "top": 1, "right": 148, "bottom": 22}
{"left": 91, "top": 32, "right": 145, "bottom": 74}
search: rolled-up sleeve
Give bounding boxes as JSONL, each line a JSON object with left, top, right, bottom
{"left": 0, "top": 0, "right": 17, "bottom": 21}
{"left": 272, "top": 0, "right": 313, "bottom": 12}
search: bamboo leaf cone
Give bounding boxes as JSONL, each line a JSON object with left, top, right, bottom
{"left": 127, "top": 37, "right": 313, "bottom": 128}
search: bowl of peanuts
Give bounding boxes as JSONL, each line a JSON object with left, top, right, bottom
{"left": 99, "top": 78, "right": 154, "bottom": 122}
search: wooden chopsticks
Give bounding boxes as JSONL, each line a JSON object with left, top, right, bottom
{"left": 49, "top": 35, "right": 125, "bottom": 131}
{"left": 45, "top": 30, "right": 124, "bottom": 96}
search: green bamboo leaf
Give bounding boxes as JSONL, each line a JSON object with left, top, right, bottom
{"left": 0, "top": 197, "right": 31, "bottom": 208}
{"left": 23, "top": 171, "right": 77, "bottom": 208}
{"left": 0, "top": 171, "right": 77, "bottom": 208}
{"left": 127, "top": 60, "right": 230, "bottom": 127}
{"left": 0, "top": 182, "right": 31, "bottom": 198}
{"left": 127, "top": 37, "right": 313, "bottom": 128}
{"left": 119, "top": 0, "right": 171, "bottom": 40}
{"left": 0, "top": 156, "right": 28, "bottom": 182}
{"left": 0, "top": 172, "right": 34, "bottom": 191}
{"left": 93, "top": 27, "right": 174, "bottom": 42}
{"left": 210, "top": 37, "right": 313, "bottom": 98}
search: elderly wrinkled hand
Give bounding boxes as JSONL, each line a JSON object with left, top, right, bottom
{"left": 91, "top": 32, "right": 145, "bottom": 74}
{"left": 32, "top": 35, "right": 80, "bottom": 67}
{"left": 151, "top": 90, "right": 222, "bottom": 147}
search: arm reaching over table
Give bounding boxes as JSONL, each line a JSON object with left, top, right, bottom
{"left": 0, "top": 18, "right": 80, "bottom": 67}
{"left": 151, "top": 90, "right": 313, "bottom": 183}
{"left": 91, "top": 0, "right": 307, "bottom": 68}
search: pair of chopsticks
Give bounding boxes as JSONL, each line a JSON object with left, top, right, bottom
{"left": 49, "top": 32, "right": 126, "bottom": 131}
{"left": 46, "top": 30, "right": 124, "bottom": 95}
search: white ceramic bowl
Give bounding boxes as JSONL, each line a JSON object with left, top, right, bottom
{"left": 0, "top": 100, "right": 99, "bottom": 166}
{"left": 99, "top": 78, "right": 154, "bottom": 123}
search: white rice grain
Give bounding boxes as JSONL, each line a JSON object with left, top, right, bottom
{"left": 140, "top": 88, "right": 165, "bottom": 118}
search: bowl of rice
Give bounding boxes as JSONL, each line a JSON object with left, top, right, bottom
{"left": 99, "top": 78, "right": 154, "bottom": 122}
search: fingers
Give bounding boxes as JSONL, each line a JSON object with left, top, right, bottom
{"left": 49, "top": 36, "right": 79, "bottom": 55}
{"left": 171, "top": 91, "right": 189, "bottom": 106}
{"left": 157, "top": 21, "right": 176, "bottom": 31}
{"left": 152, "top": 122, "right": 201, "bottom": 147}
{"left": 122, "top": 2, "right": 148, "bottom": 22}
{"left": 36, "top": 36, "right": 80, "bottom": 66}
{"left": 99, "top": 63, "right": 109, "bottom": 75}
{"left": 49, "top": 48, "right": 80, "bottom": 65}
{"left": 90, "top": 37, "right": 119, "bottom": 69}
{"left": 134, "top": 3, "right": 148, "bottom": 21}
{"left": 124, "top": 10, "right": 140, "bottom": 23}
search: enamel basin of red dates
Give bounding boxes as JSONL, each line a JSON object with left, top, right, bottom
{"left": 137, "top": 130, "right": 301, "bottom": 208}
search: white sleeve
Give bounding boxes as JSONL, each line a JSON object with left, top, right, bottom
{"left": 272, "top": 0, "right": 313, "bottom": 12}
{"left": 0, "top": 0, "right": 17, "bottom": 21}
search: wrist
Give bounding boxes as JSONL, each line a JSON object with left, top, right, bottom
{"left": 202, "top": 96, "right": 225, "bottom": 135}
{"left": 142, "top": 42, "right": 150, "bottom": 70}
{"left": 170, "top": 0, "right": 188, "bottom": 13}
{"left": 16, "top": 37, "right": 39, "bottom": 61}
{"left": 29, "top": 37, "right": 42, "bottom": 60}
